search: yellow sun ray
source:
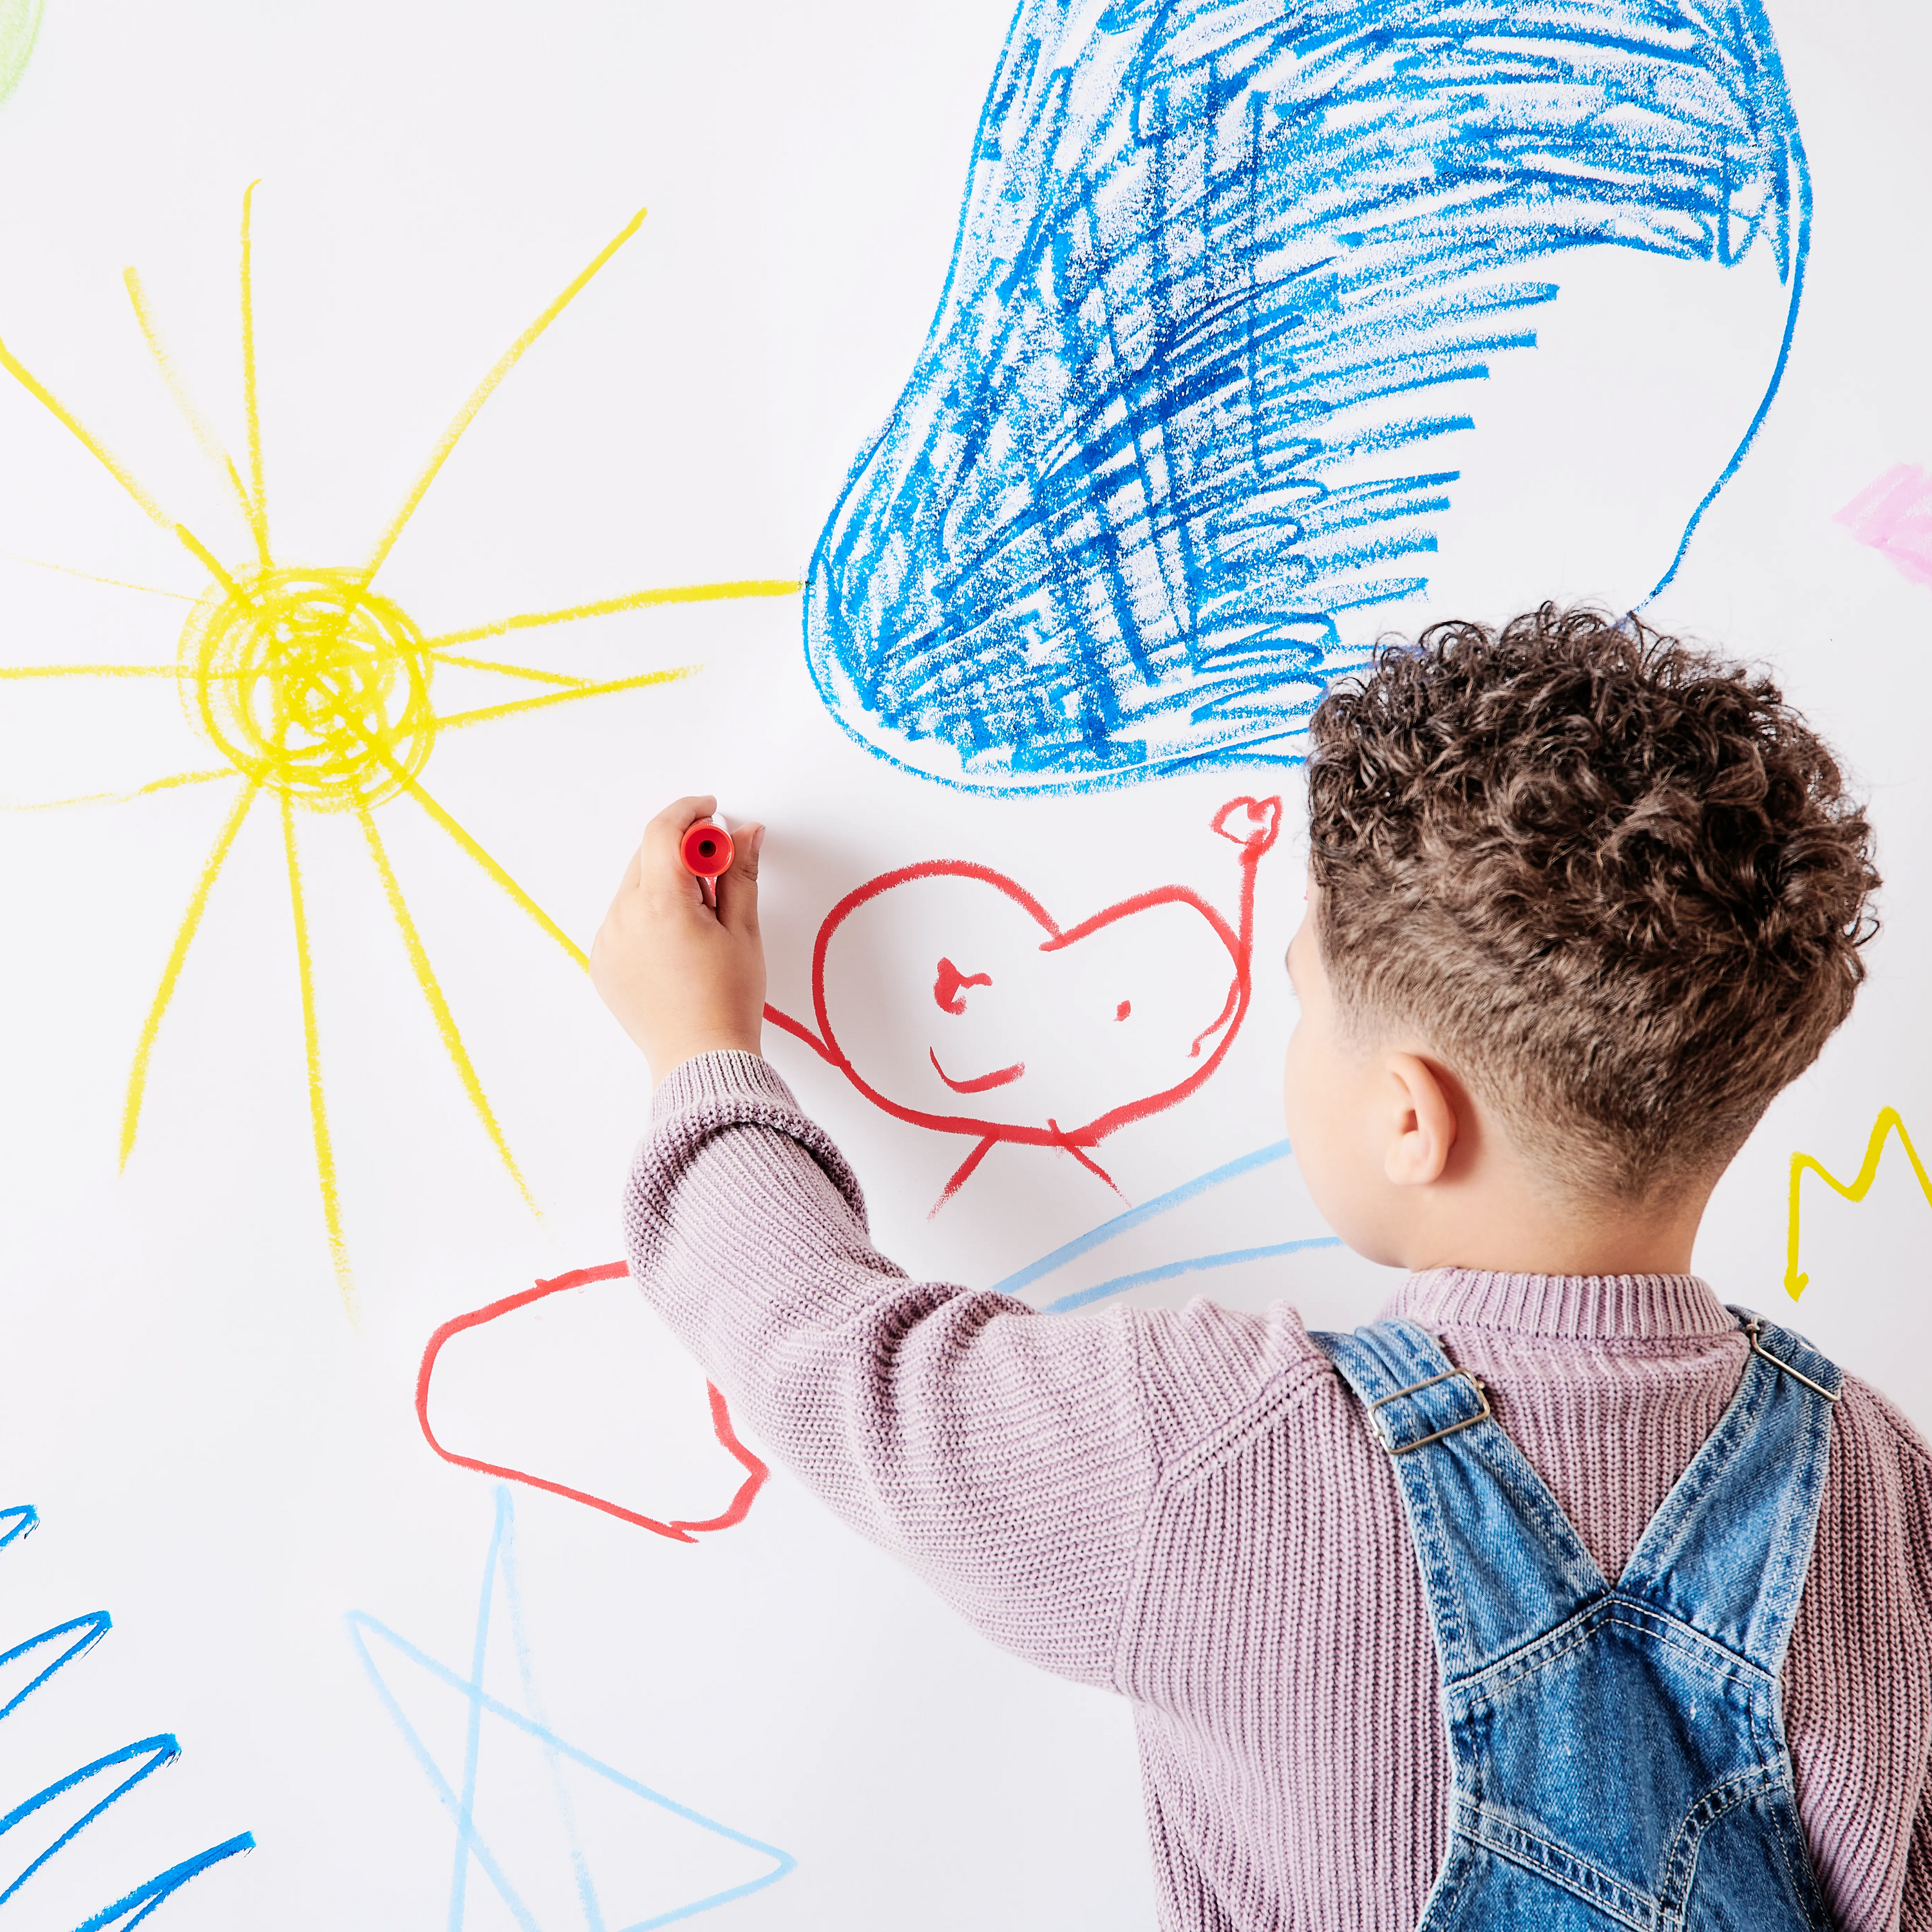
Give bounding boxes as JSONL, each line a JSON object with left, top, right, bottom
{"left": 423, "top": 576, "right": 802, "bottom": 652}
{"left": 0, "top": 663, "right": 178, "bottom": 679}
{"left": 361, "top": 204, "right": 649, "bottom": 587}
{"left": 397, "top": 774, "right": 587, "bottom": 971}
{"left": 5, "top": 768, "right": 236, "bottom": 812}
{"left": 281, "top": 794, "right": 352, "bottom": 1303}
{"left": 122, "top": 265, "right": 258, "bottom": 544}
{"left": 433, "top": 656, "right": 591, "bottom": 687}
{"left": 357, "top": 806, "right": 537, "bottom": 1213}
{"left": 1786, "top": 1106, "right": 1932, "bottom": 1298}
{"left": 0, "top": 331, "right": 221, "bottom": 578}
{"left": 239, "top": 180, "right": 270, "bottom": 567}
{"left": 4, "top": 554, "right": 194, "bottom": 600}
{"left": 171, "top": 524, "right": 245, "bottom": 601}
{"left": 434, "top": 664, "right": 697, "bottom": 732}
{"left": 121, "top": 780, "right": 260, "bottom": 1167}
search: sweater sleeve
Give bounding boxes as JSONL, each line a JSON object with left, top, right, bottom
{"left": 622, "top": 1051, "right": 1162, "bottom": 1689}
{"left": 1903, "top": 1797, "right": 1932, "bottom": 1932}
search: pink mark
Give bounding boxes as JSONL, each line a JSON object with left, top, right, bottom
{"left": 1836, "top": 464, "right": 1932, "bottom": 589}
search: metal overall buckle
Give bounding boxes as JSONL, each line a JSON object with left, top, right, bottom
{"left": 1744, "top": 1318, "right": 1840, "bottom": 1404}
{"left": 1370, "top": 1365, "right": 1493, "bottom": 1455}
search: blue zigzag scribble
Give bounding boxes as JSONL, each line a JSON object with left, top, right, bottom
{"left": 805, "top": 0, "right": 1810, "bottom": 793}
{"left": 349, "top": 1485, "right": 797, "bottom": 1932}
{"left": 0, "top": 1505, "right": 254, "bottom": 1926}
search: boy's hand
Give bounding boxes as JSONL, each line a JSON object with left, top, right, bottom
{"left": 590, "top": 795, "right": 766, "bottom": 1086}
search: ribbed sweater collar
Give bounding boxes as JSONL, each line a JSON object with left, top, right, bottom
{"left": 1387, "top": 1267, "right": 1736, "bottom": 1341}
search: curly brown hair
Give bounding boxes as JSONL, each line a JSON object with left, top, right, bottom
{"left": 1305, "top": 605, "right": 1880, "bottom": 1200}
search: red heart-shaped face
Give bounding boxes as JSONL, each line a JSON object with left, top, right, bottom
{"left": 417, "top": 1265, "right": 766, "bottom": 1544}
{"left": 810, "top": 865, "right": 1246, "bottom": 1148}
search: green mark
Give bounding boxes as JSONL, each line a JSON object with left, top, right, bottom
{"left": 0, "top": 0, "right": 42, "bottom": 108}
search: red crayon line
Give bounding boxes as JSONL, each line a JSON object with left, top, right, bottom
{"left": 929, "top": 1048, "right": 1026, "bottom": 1094}
{"left": 416, "top": 1261, "right": 768, "bottom": 1543}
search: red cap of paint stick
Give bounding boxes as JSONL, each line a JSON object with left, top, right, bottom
{"left": 680, "top": 819, "right": 735, "bottom": 878}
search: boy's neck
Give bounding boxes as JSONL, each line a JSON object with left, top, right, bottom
{"left": 1392, "top": 1167, "right": 1709, "bottom": 1278}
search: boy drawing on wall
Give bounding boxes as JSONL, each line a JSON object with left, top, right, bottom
{"left": 591, "top": 607, "right": 1931, "bottom": 1930}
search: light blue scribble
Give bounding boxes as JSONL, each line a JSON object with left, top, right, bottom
{"left": 806, "top": 0, "right": 1809, "bottom": 792}
{"left": 0, "top": 1503, "right": 37, "bottom": 1550}
{"left": 1045, "top": 1234, "right": 1343, "bottom": 1312}
{"left": 348, "top": 1486, "right": 797, "bottom": 1932}
{"left": 993, "top": 1136, "right": 1298, "bottom": 1297}
{"left": 992, "top": 1134, "right": 1344, "bottom": 1311}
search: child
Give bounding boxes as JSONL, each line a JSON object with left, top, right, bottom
{"left": 591, "top": 607, "right": 1931, "bottom": 1931}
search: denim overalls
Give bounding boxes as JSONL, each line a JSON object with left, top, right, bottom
{"left": 1311, "top": 1309, "right": 1840, "bottom": 1931}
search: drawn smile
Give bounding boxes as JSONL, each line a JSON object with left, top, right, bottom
{"left": 929, "top": 1048, "right": 1027, "bottom": 1095}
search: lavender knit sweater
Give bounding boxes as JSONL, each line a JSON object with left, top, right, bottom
{"left": 625, "top": 1054, "right": 1932, "bottom": 1931}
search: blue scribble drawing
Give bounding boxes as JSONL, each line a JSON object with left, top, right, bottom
{"left": 349, "top": 1486, "right": 796, "bottom": 1932}
{"left": 992, "top": 1135, "right": 1342, "bottom": 1309}
{"left": 0, "top": 1510, "right": 254, "bottom": 1922}
{"left": 806, "top": 0, "right": 1809, "bottom": 791}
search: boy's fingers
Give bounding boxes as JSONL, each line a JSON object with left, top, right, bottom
{"left": 715, "top": 822, "right": 764, "bottom": 936}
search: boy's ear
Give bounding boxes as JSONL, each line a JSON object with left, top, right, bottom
{"left": 1382, "top": 1052, "right": 1459, "bottom": 1187}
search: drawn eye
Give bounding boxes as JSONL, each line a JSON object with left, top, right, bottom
{"left": 934, "top": 956, "right": 993, "bottom": 1014}
{"left": 1115, "top": 1000, "right": 1131, "bottom": 1021}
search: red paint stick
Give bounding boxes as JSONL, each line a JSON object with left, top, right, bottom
{"left": 681, "top": 818, "right": 734, "bottom": 879}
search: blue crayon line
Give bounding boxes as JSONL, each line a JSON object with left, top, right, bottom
{"left": 448, "top": 1486, "right": 505, "bottom": 1932}
{"left": 1043, "top": 1235, "right": 1343, "bottom": 1313}
{"left": 73, "top": 1831, "right": 256, "bottom": 1932}
{"left": 0, "top": 1734, "right": 180, "bottom": 1906}
{"left": 1642, "top": 117, "right": 1814, "bottom": 605}
{"left": 495, "top": 1488, "right": 606, "bottom": 1932}
{"left": 0, "top": 1504, "right": 37, "bottom": 1550}
{"left": 0, "top": 1609, "right": 113, "bottom": 1723}
{"left": 991, "top": 1137, "right": 1297, "bottom": 1299}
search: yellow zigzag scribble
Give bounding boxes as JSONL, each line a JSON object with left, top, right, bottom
{"left": 1785, "top": 1107, "right": 1932, "bottom": 1298}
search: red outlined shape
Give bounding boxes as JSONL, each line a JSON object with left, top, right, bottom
{"left": 416, "top": 1261, "right": 768, "bottom": 1544}
{"left": 764, "top": 795, "right": 1282, "bottom": 1213}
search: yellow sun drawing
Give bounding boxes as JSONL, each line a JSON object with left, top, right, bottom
{"left": 0, "top": 184, "right": 796, "bottom": 1302}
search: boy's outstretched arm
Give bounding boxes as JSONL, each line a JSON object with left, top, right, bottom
{"left": 591, "top": 800, "right": 1168, "bottom": 1686}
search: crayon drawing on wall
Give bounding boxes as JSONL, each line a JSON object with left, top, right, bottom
{"left": 0, "top": 1, "right": 1926, "bottom": 1927}
{"left": 0, "top": 188, "right": 798, "bottom": 1298}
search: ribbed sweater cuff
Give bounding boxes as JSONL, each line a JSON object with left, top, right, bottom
{"left": 649, "top": 1048, "right": 800, "bottom": 1125}
{"left": 636, "top": 1050, "right": 869, "bottom": 1236}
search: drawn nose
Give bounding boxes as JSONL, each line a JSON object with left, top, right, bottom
{"left": 934, "top": 956, "right": 993, "bottom": 1014}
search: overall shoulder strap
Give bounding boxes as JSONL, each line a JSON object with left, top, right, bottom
{"left": 1616, "top": 1309, "right": 1841, "bottom": 1672}
{"left": 1311, "top": 1318, "right": 1604, "bottom": 1680}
